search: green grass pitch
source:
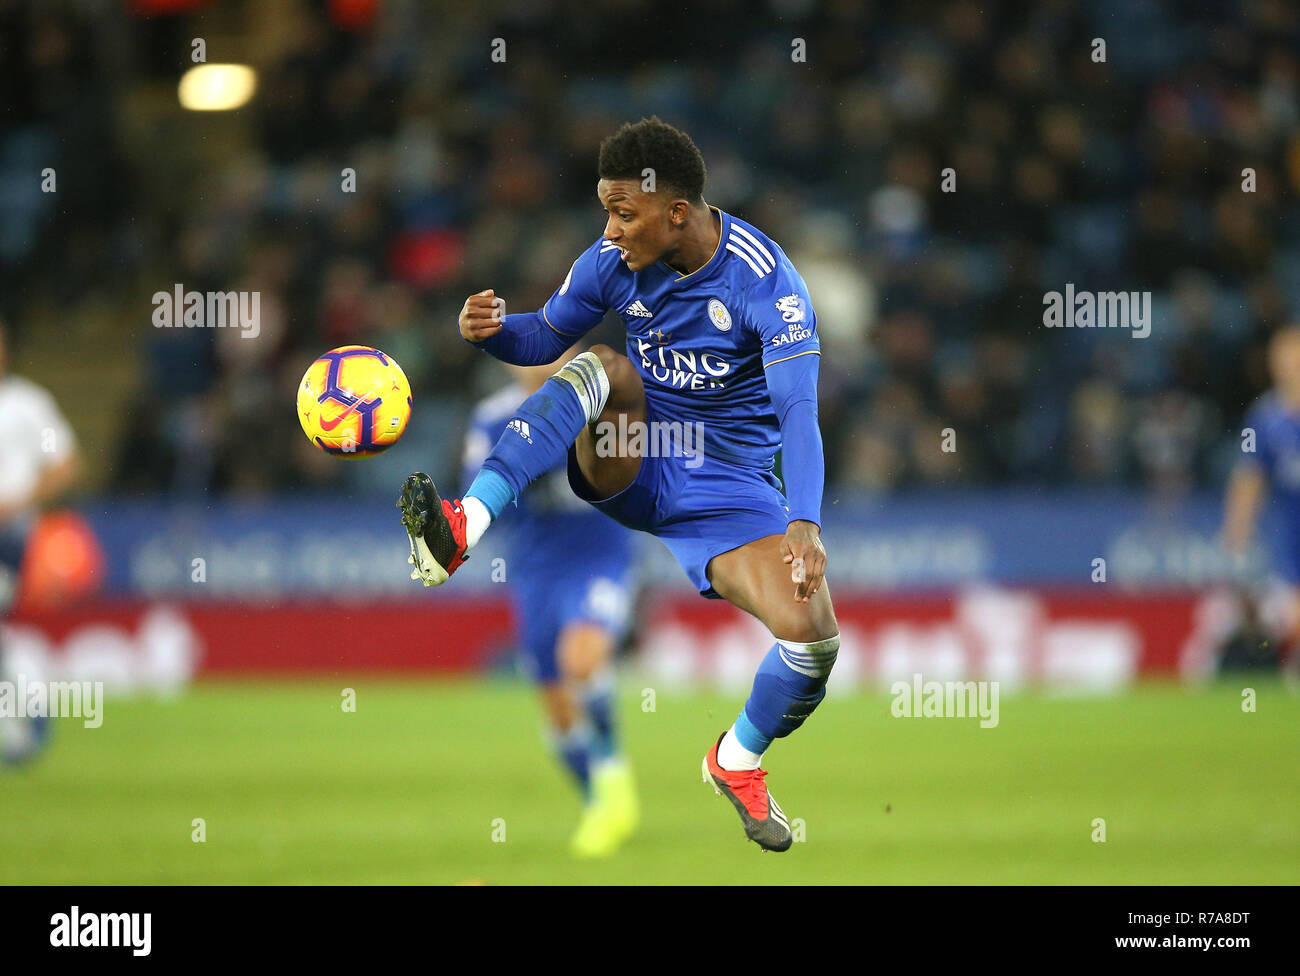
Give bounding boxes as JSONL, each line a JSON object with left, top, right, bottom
{"left": 1, "top": 678, "right": 1296, "bottom": 884}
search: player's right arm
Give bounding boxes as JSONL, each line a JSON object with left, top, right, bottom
{"left": 459, "top": 240, "right": 609, "bottom": 365}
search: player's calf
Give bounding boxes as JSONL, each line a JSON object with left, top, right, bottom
{"left": 722, "top": 633, "right": 839, "bottom": 763}
{"left": 744, "top": 635, "right": 839, "bottom": 734}
{"left": 701, "top": 633, "right": 838, "bottom": 852}
{"left": 401, "top": 351, "right": 617, "bottom": 585}
{"left": 465, "top": 349, "right": 612, "bottom": 515}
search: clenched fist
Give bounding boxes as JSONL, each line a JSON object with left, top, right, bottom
{"left": 459, "top": 289, "right": 507, "bottom": 343}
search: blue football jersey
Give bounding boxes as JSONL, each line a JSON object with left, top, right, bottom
{"left": 538, "top": 207, "right": 819, "bottom": 470}
{"left": 1242, "top": 392, "right": 1300, "bottom": 512}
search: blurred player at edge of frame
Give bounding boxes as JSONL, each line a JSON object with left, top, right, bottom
{"left": 463, "top": 348, "right": 640, "bottom": 857}
{"left": 398, "top": 118, "right": 838, "bottom": 852}
{"left": 0, "top": 319, "right": 82, "bottom": 764}
{"left": 1222, "top": 323, "right": 1300, "bottom": 676}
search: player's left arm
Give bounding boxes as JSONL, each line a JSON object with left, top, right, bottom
{"left": 765, "top": 353, "right": 825, "bottom": 601}
{"left": 746, "top": 266, "right": 826, "bottom": 602}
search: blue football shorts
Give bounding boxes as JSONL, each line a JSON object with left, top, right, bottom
{"left": 511, "top": 557, "right": 634, "bottom": 684}
{"left": 566, "top": 414, "right": 790, "bottom": 600}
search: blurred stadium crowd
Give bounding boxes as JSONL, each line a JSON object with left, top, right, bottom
{"left": 2, "top": 0, "right": 1299, "bottom": 498}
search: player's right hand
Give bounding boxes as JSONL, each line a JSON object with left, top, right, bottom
{"left": 782, "top": 520, "right": 826, "bottom": 603}
{"left": 458, "top": 289, "right": 506, "bottom": 343}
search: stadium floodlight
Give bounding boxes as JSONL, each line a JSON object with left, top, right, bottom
{"left": 177, "top": 64, "right": 257, "bottom": 111}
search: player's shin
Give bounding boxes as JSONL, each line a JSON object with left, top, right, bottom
{"left": 466, "top": 352, "right": 611, "bottom": 545}
{"left": 576, "top": 669, "right": 638, "bottom": 847}
{"left": 718, "top": 635, "right": 840, "bottom": 771}
{"left": 582, "top": 670, "right": 619, "bottom": 765}
{"left": 547, "top": 719, "right": 594, "bottom": 799}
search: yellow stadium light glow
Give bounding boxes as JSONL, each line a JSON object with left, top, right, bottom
{"left": 178, "top": 64, "right": 258, "bottom": 111}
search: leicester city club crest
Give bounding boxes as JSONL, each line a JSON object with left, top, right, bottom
{"left": 707, "top": 298, "right": 732, "bottom": 332}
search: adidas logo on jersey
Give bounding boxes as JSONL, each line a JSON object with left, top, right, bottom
{"left": 507, "top": 418, "right": 532, "bottom": 443}
{"left": 624, "top": 300, "right": 653, "bottom": 318}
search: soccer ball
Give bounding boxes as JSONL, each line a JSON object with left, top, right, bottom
{"left": 297, "top": 345, "right": 412, "bottom": 456}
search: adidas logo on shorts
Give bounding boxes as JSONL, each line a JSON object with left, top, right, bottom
{"left": 507, "top": 418, "right": 532, "bottom": 443}
{"left": 624, "top": 300, "right": 653, "bottom": 318}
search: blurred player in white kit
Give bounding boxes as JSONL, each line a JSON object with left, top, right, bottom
{"left": 0, "top": 319, "right": 81, "bottom": 764}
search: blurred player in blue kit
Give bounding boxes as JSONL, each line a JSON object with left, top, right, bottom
{"left": 463, "top": 348, "right": 640, "bottom": 857}
{"left": 1222, "top": 324, "right": 1300, "bottom": 675}
{"left": 399, "top": 118, "right": 838, "bottom": 852}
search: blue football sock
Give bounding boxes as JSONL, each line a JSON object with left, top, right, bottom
{"left": 732, "top": 709, "right": 772, "bottom": 754}
{"left": 465, "top": 468, "right": 515, "bottom": 520}
{"left": 478, "top": 352, "right": 610, "bottom": 502}
{"left": 550, "top": 721, "right": 593, "bottom": 800}
{"left": 583, "top": 675, "right": 618, "bottom": 764}
{"left": 736, "top": 635, "right": 840, "bottom": 750}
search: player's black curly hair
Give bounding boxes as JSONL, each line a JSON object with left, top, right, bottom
{"left": 598, "top": 117, "right": 706, "bottom": 203}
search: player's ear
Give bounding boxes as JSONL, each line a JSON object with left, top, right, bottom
{"left": 669, "top": 199, "right": 689, "bottom": 228}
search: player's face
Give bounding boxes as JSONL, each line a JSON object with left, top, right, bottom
{"left": 1270, "top": 328, "right": 1300, "bottom": 389}
{"left": 597, "top": 179, "right": 677, "bottom": 272}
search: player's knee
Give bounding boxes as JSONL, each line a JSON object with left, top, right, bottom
{"left": 778, "top": 633, "right": 840, "bottom": 679}
{"left": 769, "top": 610, "right": 838, "bottom": 647}
{"left": 586, "top": 344, "right": 643, "bottom": 410}
{"left": 582, "top": 344, "right": 620, "bottom": 387}
{"left": 558, "top": 624, "right": 612, "bottom": 682}
{"left": 586, "top": 343, "right": 620, "bottom": 371}
{"left": 552, "top": 350, "right": 613, "bottom": 424}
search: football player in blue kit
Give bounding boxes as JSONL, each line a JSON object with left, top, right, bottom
{"left": 399, "top": 118, "right": 838, "bottom": 852}
{"left": 1222, "top": 324, "right": 1300, "bottom": 675}
{"left": 463, "top": 351, "right": 640, "bottom": 856}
